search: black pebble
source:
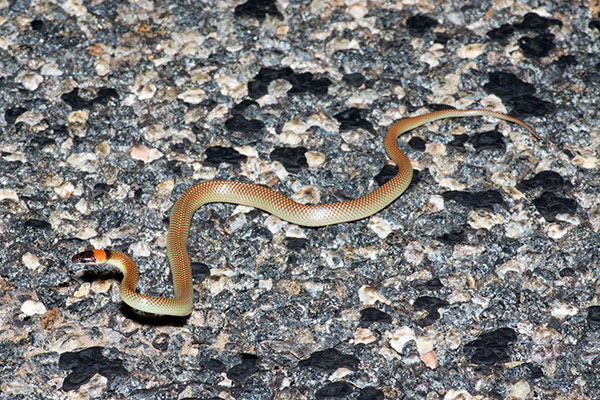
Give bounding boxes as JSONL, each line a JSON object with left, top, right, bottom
{"left": 203, "top": 358, "right": 226, "bottom": 373}
{"left": 448, "top": 134, "right": 469, "bottom": 148}
{"left": 224, "top": 114, "right": 265, "bottom": 135}
{"left": 247, "top": 67, "right": 331, "bottom": 98}
{"left": 408, "top": 136, "right": 426, "bottom": 151}
{"left": 406, "top": 15, "right": 439, "bottom": 35}
{"left": 469, "top": 130, "right": 506, "bottom": 152}
{"left": 226, "top": 354, "right": 260, "bottom": 382}
{"left": 152, "top": 333, "right": 170, "bottom": 351}
{"left": 554, "top": 55, "right": 577, "bottom": 69}
{"left": 587, "top": 306, "right": 600, "bottom": 326}
{"left": 373, "top": 165, "right": 398, "bottom": 187}
{"left": 298, "top": 348, "right": 359, "bottom": 371}
{"left": 94, "top": 87, "right": 119, "bottom": 105}
{"left": 505, "top": 94, "right": 555, "bottom": 118}
{"left": 532, "top": 191, "right": 577, "bottom": 222}
{"left": 358, "top": 387, "right": 385, "bottom": 400}
{"left": 419, "top": 277, "right": 443, "bottom": 290}
{"left": 483, "top": 72, "right": 536, "bottom": 101}
{"left": 234, "top": 0, "right": 283, "bottom": 21}
{"left": 284, "top": 237, "right": 308, "bottom": 251}
{"left": 58, "top": 347, "right": 127, "bottom": 391}
{"left": 514, "top": 13, "right": 562, "bottom": 31}
{"left": 204, "top": 146, "right": 247, "bottom": 167}
{"left": 343, "top": 73, "right": 366, "bottom": 87}
{"left": 437, "top": 229, "right": 467, "bottom": 244}
{"left": 5, "top": 107, "right": 27, "bottom": 125}
{"left": 288, "top": 72, "right": 332, "bottom": 96}
{"left": 269, "top": 147, "right": 307, "bottom": 173}
{"left": 231, "top": 99, "right": 260, "bottom": 115}
{"left": 191, "top": 262, "right": 210, "bottom": 280}
{"left": 360, "top": 307, "right": 392, "bottom": 327}
{"left": 315, "top": 381, "right": 354, "bottom": 398}
{"left": 518, "top": 33, "right": 556, "bottom": 58}
{"left": 413, "top": 296, "right": 449, "bottom": 326}
{"left": 24, "top": 219, "right": 51, "bottom": 230}
{"left": 31, "top": 19, "right": 44, "bottom": 30}
{"left": 442, "top": 190, "right": 506, "bottom": 209}
{"left": 464, "top": 328, "right": 517, "bottom": 365}
{"left": 559, "top": 267, "right": 575, "bottom": 278}
{"left": 413, "top": 296, "right": 449, "bottom": 312}
{"left": 333, "top": 108, "right": 375, "bottom": 134}
{"left": 487, "top": 24, "right": 516, "bottom": 40}
{"left": 517, "top": 171, "right": 566, "bottom": 192}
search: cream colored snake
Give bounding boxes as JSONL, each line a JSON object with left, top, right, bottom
{"left": 72, "top": 109, "right": 538, "bottom": 316}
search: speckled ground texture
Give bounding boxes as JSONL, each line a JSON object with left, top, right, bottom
{"left": 1, "top": 0, "right": 600, "bottom": 399}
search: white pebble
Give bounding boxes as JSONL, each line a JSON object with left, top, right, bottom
{"left": 41, "top": 63, "right": 63, "bottom": 76}
{"left": 551, "top": 304, "right": 578, "bottom": 318}
{"left": 177, "top": 88, "right": 207, "bottom": 104}
{"left": 367, "top": 216, "right": 392, "bottom": 239}
{"left": 353, "top": 328, "right": 377, "bottom": 345}
{"left": 0, "top": 188, "right": 19, "bottom": 203}
{"left": 443, "top": 389, "right": 474, "bottom": 400}
{"left": 358, "top": 285, "right": 390, "bottom": 305}
{"left": 16, "top": 71, "right": 43, "bottom": 91}
{"left": 507, "top": 379, "right": 531, "bottom": 400}
{"left": 22, "top": 252, "right": 43, "bottom": 271}
{"left": 389, "top": 326, "right": 416, "bottom": 354}
{"left": 545, "top": 222, "right": 570, "bottom": 239}
{"left": 21, "top": 300, "right": 47, "bottom": 316}
{"left": 66, "top": 152, "right": 98, "bottom": 172}
{"left": 138, "top": 83, "right": 157, "bottom": 100}
{"left": 457, "top": 43, "right": 486, "bottom": 59}
{"left": 15, "top": 110, "right": 44, "bottom": 126}
{"left": 306, "top": 151, "right": 326, "bottom": 168}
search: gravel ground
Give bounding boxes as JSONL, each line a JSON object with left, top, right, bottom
{"left": 1, "top": 1, "right": 599, "bottom": 399}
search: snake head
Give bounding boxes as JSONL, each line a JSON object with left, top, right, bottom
{"left": 72, "top": 250, "right": 107, "bottom": 264}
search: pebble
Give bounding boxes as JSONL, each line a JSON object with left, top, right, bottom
{"left": 91, "top": 280, "right": 111, "bottom": 294}
{"left": 389, "top": 326, "right": 417, "bottom": 354}
{"left": 468, "top": 209, "right": 504, "bottom": 230}
{"left": 41, "top": 63, "right": 63, "bottom": 76}
{"left": 177, "top": 88, "right": 207, "bottom": 104}
{"left": 353, "top": 328, "right": 377, "bottom": 345}
{"left": 16, "top": 71, "right": 43, "bottom": 91}
{"left": 305, "top": 151, "right": 326, "bottom": 168}
{"left": 358, "top": 285, "right": 390, "bottom": 306}
{"left": 216, "top": 75, "right": 247, "bottom": 99}
{"left": 443, "top": 389, "right": 474, "bottom": 400}
{"left": 22, "top": 252, "right": 43, "bottom": 271}
{"left": 550, "top": 304, "right": 578, "bottom": 318}
{"left": 0, "top": 188, "right": 19, "bottom": 203}
{"left": 507, "top": 379, "right": 531, "bottom": 400}
{"left": 15, "top": 110, "right": 44, "bottom": 126}
{"left": 21, "top": 299, "right": 47, "bottom": 316}
{"left": 66, "top": 153, "right": 98, "bottom": 172}
{"left": 419, "top": 350, "right": 438, "bottom": 369}
{"left": 367, "top": 216, "right": 392, "bottom": 239}
{"left": 457, "top": 43, "right": 486, "bottom": 59}
{"left": 138, "top": 83, "right": 157, "bottom": 100}
{"left": 545, "top": 222, "right": 570, "bottom": 239}
{"left": 60, "top": 0, "right": 87, "bottom": 16}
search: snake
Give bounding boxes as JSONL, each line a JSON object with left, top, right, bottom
{"left": 72, "top": 109, "right": 538, "bottom": 316}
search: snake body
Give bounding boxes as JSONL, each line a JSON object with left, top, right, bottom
{"left": 72, "top": 109, "right": 538, "bottom": 316}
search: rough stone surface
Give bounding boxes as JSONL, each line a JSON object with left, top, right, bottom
{"left": 1, "top": 1, "right": 599, "bottom": 399}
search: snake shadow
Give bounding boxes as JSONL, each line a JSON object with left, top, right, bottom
{"left": 77, "top": 268, "right": 190, "bottom": 327}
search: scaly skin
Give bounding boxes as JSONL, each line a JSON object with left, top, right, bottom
{"left": 72, "top": 109, "right": 538, "bottom": 316}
